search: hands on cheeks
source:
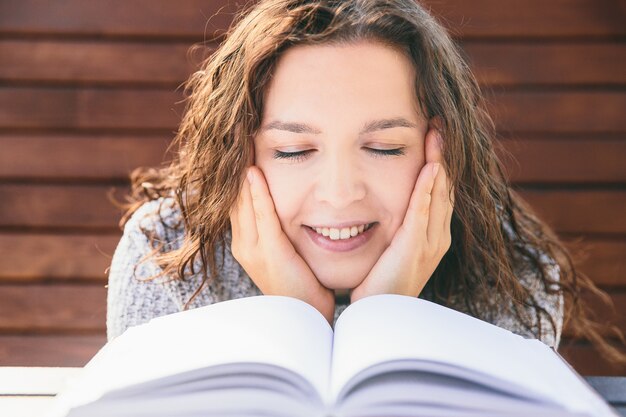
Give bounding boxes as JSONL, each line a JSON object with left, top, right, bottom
{"left": 229, "top": 166, "right": 336, "bottom": 325}
{"left": 350, "top": 127, "right": 455, "bottom": 303}
{"left": 229, "top": 126, "right": 454, "bottom": 321}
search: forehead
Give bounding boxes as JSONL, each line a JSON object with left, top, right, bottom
{"left": 261, "top": 40, "right": 423, "bottom": 126}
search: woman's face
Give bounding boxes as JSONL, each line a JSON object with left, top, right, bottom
{"left": 254, "top": 40, "right": 428, "bottom": 290}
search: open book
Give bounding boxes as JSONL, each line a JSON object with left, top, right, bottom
{"left": 47, "top": 294, "right": 616, "bottom": 417}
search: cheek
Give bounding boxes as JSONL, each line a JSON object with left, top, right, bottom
{"left": 259, "top": 165, "right": 306, "bottom": 229}
{"left": 377, "top": 163, "right": 421, "bottom": 235}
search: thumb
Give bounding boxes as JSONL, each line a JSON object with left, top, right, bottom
{"left": 247, "top": 166, "right": 284, "bottom": 239}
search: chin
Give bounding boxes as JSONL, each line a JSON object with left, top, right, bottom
{"left": 312, "top": 266, "right": 368, "bottom": 291}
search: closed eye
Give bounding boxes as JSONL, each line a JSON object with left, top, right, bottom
{"left": 273, "top": 149, "right": 312, "bottom": 162}
{"left": 365, "top": 148, "right": 405, "bottom": 158}
{"left": 272, "top": 147, "right": 405, "bottom": 162}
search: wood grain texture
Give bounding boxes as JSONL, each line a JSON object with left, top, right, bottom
{"left": 3, "top": 88, "right": 625, "bottom": 133}
{"left": 559, "top": 341, "right": 626, "bottom": 376}
{"left": 496, "top": 138, "right": 626, "bottom": 184}
{"left": 0, "top": 0, "right": 240, "bottom": 39}
{"left": 572, "top": 239, "right": 626, "bottom": 288}
{"left": 0, "top": 234, "right": 119, "bottom": 282}
{"left": 3, "top": 134, "right": 626, "bottom": 183}
{"left": 0, "top": 335, "right": 105, "bottom": 366}
{"left": 0, "top": 285, "right": 106, "bottom": 332}
{"left": 0, "top": 40, "right": 206, "bottom": 86}
{"left": 563, "top": 291, "right": 626, "bottom": 338}
{"left": 0, "top": 185, "right": 125, "bottom": 230}
{"left": 0, "top": 134, "right": 172, "bottom": 180}
{"left": 0, "top": 87, "right": 183, "bottom": 130}
{"left": 425, "top": 0, "right": 626, "bottom": 38}
{"left": 3, "top": 40, "right": 625, "bottom": 87}
{"left": 463, "top": 42, "right": 626, "bottom": 86}
{"left": 1, "top": 0, "right": 624, "bottom": 39}
{"left": 487, "top": 91, "right": 626, "bottom": 134}
{"left": 518, "top": 190, "right": 626, "bottom": 234}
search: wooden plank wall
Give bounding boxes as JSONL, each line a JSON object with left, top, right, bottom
{"left": 0, "top": 0, "right": 624, "bottom": 374}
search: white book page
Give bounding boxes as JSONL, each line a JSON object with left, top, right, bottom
{"left": 48, "top": 295, "right": 333, "bottom": 417}
{"left": 330, "top": 294, "right": 614, "bottom": 417}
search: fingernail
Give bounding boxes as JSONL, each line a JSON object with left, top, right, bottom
{"left": 246, "top": 168, "right": 254, "bottom": 185}
{"left": 432, "top": 163, "right": 440, "bottom": 177}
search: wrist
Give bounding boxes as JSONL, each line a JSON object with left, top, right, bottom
{"left": 311, "top": 284, "right": 335, "bottom": 326}
{"left": 277, "top": 281, "right": 335, "bottom": 326}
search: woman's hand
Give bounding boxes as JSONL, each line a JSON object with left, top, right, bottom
{"left": 229, "top": 166, "right": 336, "bottom": 325}
{"left": 350, "top": 127, "right": 454, "bottom": 303}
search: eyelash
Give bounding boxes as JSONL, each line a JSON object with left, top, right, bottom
{"left": 272, "top": 148, "right": 405, "bottom": 162}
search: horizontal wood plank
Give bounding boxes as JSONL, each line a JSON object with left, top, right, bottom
{"left": 3, "top": 135, "right": 626, "bottom": 183}
{"left": 487, "top": 91, "right": 626, "bottom": 134}
{"left": 0, "top": 185, "right": 124, "bottom": 230}
{"left": 563, "top": 291, "right": 626, "bottom": 339}
{"left": 2, "top": 185, "right": 625, "bottom": 235}
{"left": 496, "top": 138, "right": 626, "bottom": 183}
{"left": 0, "top": 0, "right": 238, "bottom": 39}
{"left": 463, "top": 42, "right": 626, "bottom": 86}
{"left": 0, "top": 234, "right": 119, "bottom": 282}
{"left": 0, "top": 335, "right": 105, "bottom": 366}
{"left": 572, "top": 239, "right": 626, "bottom": 288}
{"left": 0, "top": 0, "right": 624, "bottom": 39}
{"left": 559, "top": 340, "right": 626, "bottom": 376}
{"left": 2, "top": 88, "right": 625, "bottom": 133}
{"left": 0, "top": 285, "right": 106, "bottom": 332}
{"left": 0, "top": 87, "right": 182, "bottom": 130}
{"left": 3, "top": 40, "right": 625, "bottom": 87}
{"left": 427, "top": 0, "right": 626, "bottom": 38}
{"left": 0, "top": 134, "right": 172, "bottom": 180}
{"left": 518, "top": 190, "right": 626, "bottom": 234}
{"left": 0, "top": 40, "right": 203, "bottom": 86}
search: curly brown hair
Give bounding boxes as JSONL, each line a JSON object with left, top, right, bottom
{"left": 122, "top": 0, "right": 624, "bottom": 365}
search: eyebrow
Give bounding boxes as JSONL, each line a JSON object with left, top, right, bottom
{"left": 260, "top": 117, "right": 419, "bottom": 135}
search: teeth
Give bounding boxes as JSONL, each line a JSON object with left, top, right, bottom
{"left": 312, "top": 224, "right": 371, "bottom": 240}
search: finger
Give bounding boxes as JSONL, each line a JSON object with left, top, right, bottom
{"left": 229, "top": 205, "right": 240, "bottom": 242}
{"left": 424, "top": 126, "right": 444, "bottom": 164}
{"left": 444, "top": 183, "right": 455, "bottom": 234}
{"left": 247, "top": 166, "right": 285, "bottom": 244}
{"left": 427, "top": 164, "right": 449, "bottom": 244}
{"left": 229, "top": 181, "right": 242, "bottom": 241}
{"left": 239, "top": 170, "right": 260, "bottom": 245}
{"left": 230, "top": 171, "right": 258, "bottom": 247}
{"left": 402, "top": 162, "right": 438, "bottom": 242}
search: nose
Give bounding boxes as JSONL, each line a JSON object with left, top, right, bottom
{"left": 313, "top": 152, "right": 366, "bottom": 209}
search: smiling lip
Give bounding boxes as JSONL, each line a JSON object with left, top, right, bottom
{"left": 304, "top": 223, "right": 377, "bottom": 253}
{"left": 307, "top": 221, "right": 372, "bottom": 229}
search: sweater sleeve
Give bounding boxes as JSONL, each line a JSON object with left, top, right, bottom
{"left": 106, "top": 201, "right": 182, "bottom": 341}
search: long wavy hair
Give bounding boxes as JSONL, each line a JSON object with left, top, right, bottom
{"left": 121, "top": 0, "right": 624, "bottom": 364}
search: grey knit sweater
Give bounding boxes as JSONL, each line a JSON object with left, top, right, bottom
{"left": 106, "top": 197, "right": 564, "bottom": 347}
